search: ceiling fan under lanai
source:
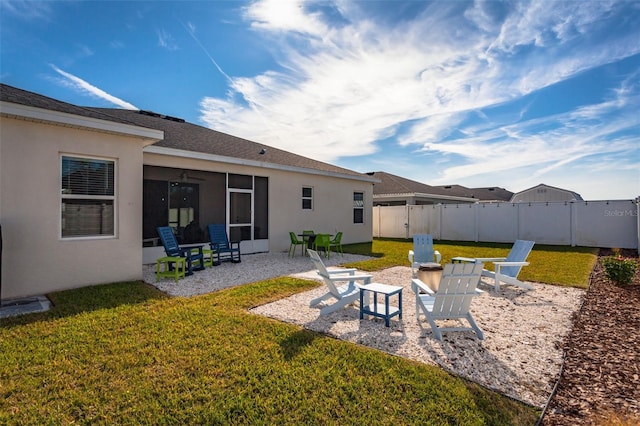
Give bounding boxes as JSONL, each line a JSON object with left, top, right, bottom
{"left": 173, "top": 170, "right": 205, "bottom": 182}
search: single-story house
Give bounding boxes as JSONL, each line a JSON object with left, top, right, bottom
{"left": 510, "top": 183, "right": 583, "bottom": 203}
{"left": 0, "top": 84, "right": 378, "bottom": 300}
{"left": 368, "top": 171, "right": 513, "bottom": 205}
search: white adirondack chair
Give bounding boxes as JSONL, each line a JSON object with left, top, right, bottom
{"left": 307, "top": 249, "right": 373, "bottom": 316}
{"left": 411, "top": 262, "right": 485, "bottom": 340}
{"left": 452, "top": 240, "right": 535, "bottom": 291}
{"left": 408, "top": 234, "right": 442, "bottom": 277}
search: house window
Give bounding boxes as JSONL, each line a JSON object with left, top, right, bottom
{"left": 302, "top": 186, "right": 313, "bottom": 210}
{"left": 61, "top": 155, "right": 115, "bottom": 238}
{"left": 353, "top": 192, "right": 364, "bottom": 224}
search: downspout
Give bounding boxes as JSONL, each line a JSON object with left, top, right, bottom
{"left": 0, "top": 224, "right": 2, "bottom": 303}
{"left": 438, "top": 203, "right": 443, "bottom": 241}
{"left": 569, "top": 201, "right": 576, "bottom": 247}
{"left": 405, "top": 204, "right": 410, "bottom": 239}
{"left": 636, "top": 197, "right": 640, "bottom": 254}
{"left": 474, "top": 203, "right": 479, "bottom": 243}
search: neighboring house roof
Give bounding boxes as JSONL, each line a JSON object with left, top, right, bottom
{"left": 367, "top": 171, "right": 513, "bottom": 203}
{"left": 433, "top": 184, "right": 513, "bottom": 202}
{"left": 0, "top": 83, "right": 377, "bottom": 183}
{"left": 510, "top": 183, "right": 583, "bottom": 202}
{"left": 369, "top": 171, "right": 448, "bottom": 196}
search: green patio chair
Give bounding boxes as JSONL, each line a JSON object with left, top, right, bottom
{"left": 313, "top": 233, "right": 331, "bottom": 258}
{"left": 288, "top": 232, "right": 306, "bottom": 257}
{"left": 329, "top": 231, "right": 343, "bottom": 256}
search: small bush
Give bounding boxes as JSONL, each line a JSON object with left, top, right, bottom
{"left": 602, "top": 255, "right": 638, "bottom": 285}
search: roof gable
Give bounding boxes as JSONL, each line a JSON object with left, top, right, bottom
{"left": 511, "top": 183, "right": 583, "bottom": 201}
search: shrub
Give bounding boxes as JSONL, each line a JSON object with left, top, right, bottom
{"left": 602, "top": 254, "right": 638, "bottom": 286}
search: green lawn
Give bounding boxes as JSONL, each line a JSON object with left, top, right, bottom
{"left": 0, "top": 239, "right": 596, "bottom": 425}
{"left": 345, "top": 238, "right": 597, "bottom": 288}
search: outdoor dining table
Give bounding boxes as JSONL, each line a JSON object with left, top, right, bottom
{"left": 298, "top": 233, "right": 333, "bottom": 249}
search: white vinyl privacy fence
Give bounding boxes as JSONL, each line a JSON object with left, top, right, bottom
{"left": 373, "top": 199, "right": 640, "bottom": 249}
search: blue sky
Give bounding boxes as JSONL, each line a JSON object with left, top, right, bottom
{"left": 2, "top": 0, "right": 639, "bottom": 200}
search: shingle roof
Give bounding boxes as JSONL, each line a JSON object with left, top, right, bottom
{"left": 369, "top": 171, "right": 513, "bottom": 202}
{"left": 89, "top": 108, "right": 369, "bottom": 178}
{"left": 368, "top": 171, "right": 456, "bottom": 197}
{"left": 434, "top": 184, "right": 513, "bottom": 202}
{"left": 0, "top": 83, "right": 140, "bottom": 126}
{"left": 1, "top": 83, "right": 373, "bottom": 180}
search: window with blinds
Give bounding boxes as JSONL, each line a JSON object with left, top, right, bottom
{"left": 353, "top": 192, "right": 364, "bottom": 224}
{"left": 61, "top": 155, "right": 116, "bottom": 238}
{"left": 302, "top": 186, "right": 313, "bottom": 210}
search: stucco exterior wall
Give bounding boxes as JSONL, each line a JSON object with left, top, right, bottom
{"left": 1, "top": 117, "right": 149, "bottom": 299}
{"left": 143, "top": 152, "right": 374, "bottom": 255}
{"left": 269, "top": 169, "right": 374, "bottom": 252}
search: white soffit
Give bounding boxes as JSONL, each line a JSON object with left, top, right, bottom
{"left": 144, "top": 145, "right": 379, "bottom": 184}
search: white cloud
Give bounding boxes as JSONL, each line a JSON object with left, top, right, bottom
{"left": 50, "top": 64, "right": 138, "bottom": 110}
{"left": 244, "top": 0, "right": 329, "bottom": 36}
{"left": 198, "top": 0, "right": 639, "bottom": 198}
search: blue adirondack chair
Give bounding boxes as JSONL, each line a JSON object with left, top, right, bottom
{"left": 156, "top": 226, "right": 205, "bottom": 275}
{"left": 207, "top": 224, "right": 241, "bottom": 264}
{"left": 408, "top": 234, "right": 442, "bottom": 277}
{"left": 452, "top": 240, "right": 535, "bottom": 291}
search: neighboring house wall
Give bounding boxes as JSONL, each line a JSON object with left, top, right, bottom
{"left": 511, "top": 184, "right": 582, "bottom": 203}
{"left": 0, "top": 116, "right": 157, "bottom": 299}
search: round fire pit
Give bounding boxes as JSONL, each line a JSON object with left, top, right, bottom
{"left": 417, "top": 263, "right": 443, "bottom": 291}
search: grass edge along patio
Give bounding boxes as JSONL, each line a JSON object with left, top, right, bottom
{"left": 0, "top": 239, "right": 597, "bottom": 425}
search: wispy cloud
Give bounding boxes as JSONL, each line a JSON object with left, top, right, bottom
{"left": 425, "top": 84, "right": 640, "bottom": 182}
{"left": 50, "top": 64, "right": 138, "bottom": 110}
{"left": 1, "top": 0, "right": 53, "bottom": 21}
{"left": 110, "top": 40, "right": 125, "bottom": 49}
{"left": 182, "top": 20, "right": 232, "bottom": 83}
{"left": 157, "top": 29, "right": 178, "bottom": 51}
{"left": 75, "top": 43, "right": 94, "bottom": 58}
{"left": 197, "top": 0, "right": 638, "bottom": 192}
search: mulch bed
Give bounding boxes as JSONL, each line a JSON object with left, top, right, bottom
{"left": 541, "top": 249, "right": 640, "bottom": 425}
